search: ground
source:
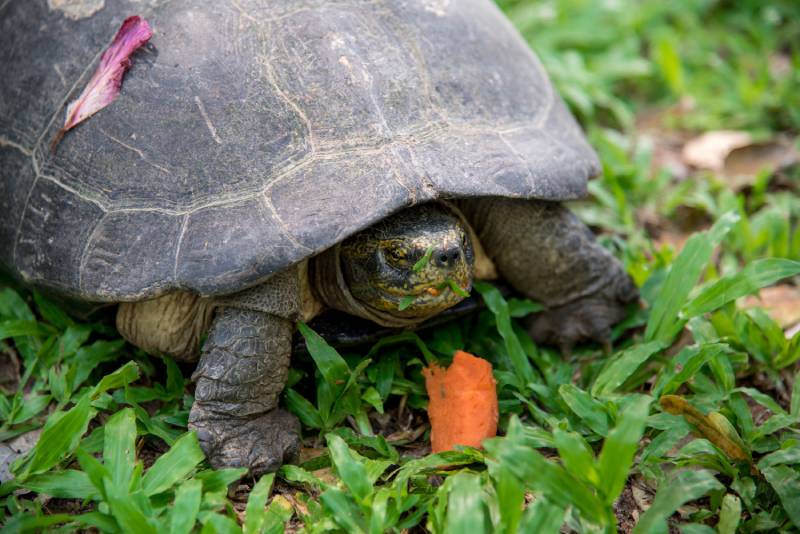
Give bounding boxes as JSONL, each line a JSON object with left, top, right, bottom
{"left": 1, "top": 1, "right": 799, "bottom": 533}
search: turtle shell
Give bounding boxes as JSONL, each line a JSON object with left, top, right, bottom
{"left": 0, "top": 0, "right": 599, "bottom": 302}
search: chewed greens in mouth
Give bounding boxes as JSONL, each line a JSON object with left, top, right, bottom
{"left": 339, "top": 204, "right": 475, "bottom": 319}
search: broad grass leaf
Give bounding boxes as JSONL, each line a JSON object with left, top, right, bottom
{"left": 297, "top": 322, "right": 350, "bottom": 389}
{"left": 141, "top": 431, "right": 205, "bottom": 496}
{"left": 632, "top": 470, "right": 723, "bottom": 534}
{"left": 244, "top": 473, "right": 275, "bottom": 534}
{"left": 284, "top": 388, "right": 324, "bottom": 429}
{"left": 19, "top": 469, "right": 98, "bottom": 500}
{"left": 199, "top": 512, "right": 243, "bottom": 534}
{"left": 104, "top": 480, "right": 159, "bottom": 534}
{"left": 33, "top": 292, "right": 74, "bottom": 329}
{"left": 717, "top": 494, "right": 742, "bottom": 534}
{"left": 682, "top": 259, "right": 800, "bottom": 318}
{"left": 444, "top": 472, "right": 490, "bottom": 534}
{"left": 319, "top": 487, "right": 365, "bottom": 533}
{"left": 659, "top": 396, "right": 749, "bottom": 461}
{"left": 103, "top": 408, "right": 137, "bottom": 489}
{"left": 488, "top": 463, "right": 525, "bottom": 534}
{"left": 0, "top": 320, "right": 48, "bottom": 340}
{"left": 652, "top": 343, "right": 731, "bottom": 397}
{"left": 326, "top": 433, "right": 371, "bottom": 503}
{"left": 761, "top": 465, "right": 800, "bottom": 528}
{"left": 518, "top": 497, "right": 564, "bottom": 534}
{"left": 170, "top": 479, "right": 202, "bottom": 534}
{"left": 558, "top": 384, "right": 611, "bottom": 436}
{"left": 597, "top": 395, "right": 652, "bottom": 502}
{"left": 13, "top": 394, "right": 94, "bottom": 480}
{"left": 484, "top": 438, "right": 609, "bottom": 525}
{"left": 553, "top": 428, "right": 599, "bottom": 486}
{"left": 473, "top": 281, "right": 536, "bottom": 386}
{"left": 592, "top": 341, "right": 665, "bottom": 396}
{"left": 1, "top": 513, "right": 75, "bottom": 534}
{"left": 645, "top": 212, "right": 738, "bottom": 344}
{"left": 263, "top": 495, "right": 294, "bottom": 534}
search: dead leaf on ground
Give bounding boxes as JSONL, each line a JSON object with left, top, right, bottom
{"left": 682, "top": 131, "right": 798, "bottom": 190}
{"left": 742, "top": 285, "right": 800, "bottom": 330}
{"left": 659, "top": 395, "right": 750, "bottom": 462}
{"left": 682, "top": 130, "right": 753, "bottom": 171}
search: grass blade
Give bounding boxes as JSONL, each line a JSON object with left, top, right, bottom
{"left": 761, "top": 465, "right": 800, "bottom": 528}
{"left": 326, "top": 433, "right": 371, "bottom": 503}
{"left": 682, "top": 259, "right": 800, "bottom": 318}
{"left": 170, "top": 479, "right": 202, "bottom": 534}
{"left": 141, "top": 431, "right": 205, "bottom": 496}
{"left": 244, "top": 473, "right": 276, "bottom": 534}
{"left": 632, "top": 470, "right": 723, "bottom": 534}
{"left": 592, "top": 341, "right": 665, "bottom": 396}
{"left": 444, "top": 472, "right": 489, "bottom": 534}
{"left": 103, "top": 408, "right": 137, "bottom": 489}
{"left": 645, "top": 212, "right": 738, "bottom": 344}
{"left": 597, "top": 395, "right": 652, "bottom": 503}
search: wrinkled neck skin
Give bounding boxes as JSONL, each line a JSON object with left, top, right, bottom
{"left": 313, "top": 204, "right": 475, "bottom": 327}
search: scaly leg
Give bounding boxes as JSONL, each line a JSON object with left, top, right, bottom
{"left": 188, "top": 306, "right": 300, "bottom": 475}
{"left": 457, "top": 197, "right": 638, "bottom": 353}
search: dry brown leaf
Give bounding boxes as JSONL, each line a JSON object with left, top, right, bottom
{"left": 682, "top": 130, "right": 753, "bottom": 171}
{"left": 722, "top": 138, "right": 799, "bottom": 189}
{"left": 660, "top": 395, "right": 750, "bottom": 462}
{"left": 742, "top": 285, "right": 800, "bottom": 329}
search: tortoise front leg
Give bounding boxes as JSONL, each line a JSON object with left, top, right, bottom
{"left": 457, "top": 197, "right": 639, "bottom": 353}
{"left": 188, "top": 306, "right": 300, "bottom": 475}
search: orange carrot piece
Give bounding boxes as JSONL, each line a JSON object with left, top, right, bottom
{"left": 422, "top": 350, "right": 498, "bottom": 453}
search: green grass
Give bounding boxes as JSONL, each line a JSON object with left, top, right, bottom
{"left": 2, "top": 1, "right": 799, "bottom": 532}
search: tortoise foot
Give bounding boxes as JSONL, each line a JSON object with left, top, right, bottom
{"left": 525, "top": 273, "right": 639, "bottom": 355}
{"left": 189, "top": 407, "right": 301, "bottom": 475}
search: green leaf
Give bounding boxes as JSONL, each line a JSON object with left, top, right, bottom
{"left": 682, "top": 259, "right": 800, "bottom": 318}
{"left": 716, "top": 494, "right": 741, "bottom": 534}
{"left": 326, "top": 433, "right": 371, "bottom": 503}
{"left": 553, "top": 428, "right": 598, "bottom": 486}
{"left": 517, "top": 497, "right": 564, "bottom": 534}
{"left": 474, "top": 281, "right": 536, "bottom": 385}
{"left": 141, "top": 431, "right": 205, "bottom": 496}
{"left": 20, "top": 470, "right": 98, "bottom": 500}
{"left": 558, "top": 384, "right": 611, "bottom": 436}
{"left": 413, "top": 245, "right": 435, "bottom": 272}
{"left": 104, "top": 481, "right": 159, "bottom": 534}
{"left": 444, "top": 472, "right": 489, "bottom": 534}
{"left": 245, "top": 473, "right": 276, "bottom": 534}
{"left": 484, "top": 437, "right": 609, "bottom": 525}
{"left": 398, "top": 295, "right": 416, "bottom": 311}
{"left": 104, "top": 408, "right": 137, "bottom": 489}
{"left": 13, "top": 394, "right": 95, "bottom": 480}
{"left": 592, "top": 341, "right": 665, "bottom": 396}
{"left": 597, "top": 396, "right": 652, "bottom": 503}
{"left": 200, "top": 512, "right": 243, "bottom": 534}
{"left": 320, "top": 487, "right": 365, "bottom": 533}
{"left": 632, "top": 470, "right": 723, "bottom": 534}
{"left": 645, "top": 212, "right": 738, "bottom": 344}
{"left": 762, "top": 465, "right": 800, "bottom": 528}
{"left": 0, "top": 319, "right": 48, "bottom": 340}
{"left": 297, "top": 322, "right": 350, "bottom": 390}
{"left": 170, "top": 479, "right": 202, "bottom": 534}
{"left": 284, "top": 387, "right": 324, "bottom": 429}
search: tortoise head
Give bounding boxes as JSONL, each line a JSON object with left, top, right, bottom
{"left": 340, "top": 204, "right": 474, "bottom": 319}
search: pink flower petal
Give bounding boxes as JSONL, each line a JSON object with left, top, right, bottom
{"left": 52, "top": 16, "right": 152, "bottom": 150}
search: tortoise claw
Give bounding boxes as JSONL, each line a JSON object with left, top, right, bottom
{"left": 190, "top": 407, "right": 301, "bottom": 476}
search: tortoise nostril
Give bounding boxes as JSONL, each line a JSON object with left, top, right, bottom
{"left": 434, "top": 248, "right": 461, "bottom": 268}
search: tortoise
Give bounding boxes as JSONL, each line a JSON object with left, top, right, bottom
{"left": 0, "top": 0, "right": 638, "bottom": 474}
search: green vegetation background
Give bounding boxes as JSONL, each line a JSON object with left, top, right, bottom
{"left": 2, "top": 0, "right": 799, "bottom": 532}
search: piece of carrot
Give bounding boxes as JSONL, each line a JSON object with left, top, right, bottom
{"left": 422, "top": 350, "right": 498, "bottom": 453}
